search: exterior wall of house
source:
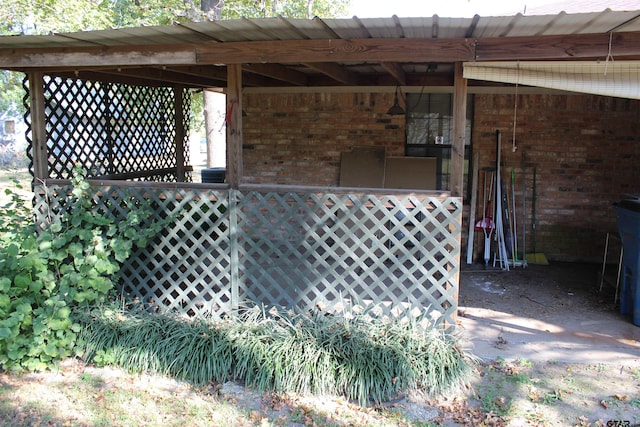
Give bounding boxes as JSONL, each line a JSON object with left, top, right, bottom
{"left": 473, "top": 94, "right": 640, "bottom": 262}
{"left": 243, "top": 92, "right": 405, "bottom": 186}
{"left": 242, "top": 90, "right": 640, "bottom": 262}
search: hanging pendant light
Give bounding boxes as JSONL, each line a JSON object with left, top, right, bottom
{"left": 386, "top": 86, "right": 405, "bottom": 115}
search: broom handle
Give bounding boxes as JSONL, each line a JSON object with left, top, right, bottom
{"left": 522, "top": 151, "right": 527, "bottom": 263}
{"left": 512, "top": 168, "right": 518, "bottom": 263}
{"left": 532, "top": 167, "right": 537, "bottom": 253}
{"left": 466, "top": 152, "right": 479, "bottom": 264}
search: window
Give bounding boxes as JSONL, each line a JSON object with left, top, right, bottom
{"left": 405, "top": 93, "right": 473, "bottom": 193}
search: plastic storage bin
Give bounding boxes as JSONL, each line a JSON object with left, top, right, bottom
{"left": 201, "top": 167, "right": 226, "bottom": 183}
{"left": 614, "top": 202, "right": 640, "bottom": 326}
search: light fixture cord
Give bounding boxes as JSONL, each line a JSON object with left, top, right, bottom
{"left": 605, "top": 31, "right": 614, "bottom": 76}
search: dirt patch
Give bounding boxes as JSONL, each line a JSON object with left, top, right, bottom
{"left": 459, "top": 262, "right": 616, "bottom": 320}
{"left": 458, "top": 262, "right": 640, "bottom": 365}
{"left": 430, "top": 358, "right": 640, "bottom": 426}
{"left": 0, "top": 359, "right": 445, "bottom": 426}
{"left": 2, "top": 358, "right": 639, "bottom": 426}
{"left": 451, "top": 262, "right": 640, "bottom": 426}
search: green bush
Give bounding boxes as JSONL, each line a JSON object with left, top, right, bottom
{"left": 0, "top": 167, "right": 169, "bottom": 371}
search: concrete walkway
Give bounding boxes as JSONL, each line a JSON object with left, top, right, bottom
{"left": 457, "top": 262, "right": 640, "bottom": 366}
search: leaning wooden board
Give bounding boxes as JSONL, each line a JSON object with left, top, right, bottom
{"left": 383, "top": 157, "right": 436, "bottom": 190}
{"left": 339, "top": 146, "right": 386, "bottom": 188}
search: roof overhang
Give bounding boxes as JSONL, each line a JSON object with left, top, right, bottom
{"left": 1, "top": 11, "right": 640, "bottom": 90}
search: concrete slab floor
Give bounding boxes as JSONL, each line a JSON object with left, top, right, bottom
{"left": 457, "top": 262, "right": 640, "bottom": 366}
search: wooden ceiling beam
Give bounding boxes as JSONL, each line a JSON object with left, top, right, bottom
{"left": 53, "top": 70, "right": 171, "bottom": 87}
{"left": 301, "top": 62, "right": 359, "bottom": 85}
{"left": 242, "top": 63, "right": 309, "bottom": 86}
{"left": 380, "top": 62, "right": 406, "bottom": 85}
{"left": 164, "top": 64, "right": 227, "bottom": 80}
{"left": 196, "top": 38, "right": 475, "bottom": 64}
{"left": 475, "top": 31, "right": 640, "bottom": 60}
{"left": 165, "top": 64, "right": 292, "bottom": 87}
{"left": 0, "top": 45, "right": 196, "bottom": 69}
{"left": 61, "top": 65, "right": 276, "bottom": 88}
{"left": 108, "top": 67, "right": 223, "bottom": 87}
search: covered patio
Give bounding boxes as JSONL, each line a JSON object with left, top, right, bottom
{"left": 2, "top": 10, "right": 640, "bottom": 326}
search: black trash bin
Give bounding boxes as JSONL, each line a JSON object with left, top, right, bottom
{"left": 201, "top": 167, "right": 226, "bottom": 183}
{"left": 614, "top": 199, "right": 640, "bottom": 326}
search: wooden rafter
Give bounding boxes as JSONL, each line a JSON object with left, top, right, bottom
{"left": 380, "top": 62, "right": 406, "bottom": 85}
{"left": 301, "top": 62, "right": 359, "bottom": 85}
{"left": 242, "top": 63, "right": 308, "bottom": 86}
{"left": 104, "top": 67, "right": 223, "bottom": 87}
{"left": 53, "top": 70, "right": 172, "bottom": 87}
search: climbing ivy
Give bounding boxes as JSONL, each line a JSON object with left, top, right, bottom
{"left": 0, "top": 167, "right": 170, "bottom": 371}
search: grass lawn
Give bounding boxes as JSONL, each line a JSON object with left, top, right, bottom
{"left": 0, "top": 167, "right": 31, "bottom": 204}
{"left": 2, "top": 358, "right": 639, "bottom": 426}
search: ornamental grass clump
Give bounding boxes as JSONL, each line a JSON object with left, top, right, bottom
{"left": 302, "top": 304, "right": 473, "bottom": 406}
{"left": 227, "top": 306, "right": 336, "bottom": 396}
{"left": 76, "top": 303, "right": 475, "bottom": 406}
{"left": 78, "top": 307, "right": 170, "bottom": 374}
{"left": 77, "top": 307, "right": 232, "bottom": 386}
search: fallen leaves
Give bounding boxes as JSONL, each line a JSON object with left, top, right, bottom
{"left": 262, "top": 392, "right": 286, "bottom": 411}
{"left": 494, "top": 336, "right": 508, "bottom": 348}
{"left": 575, "top": 415, "right": 591, "bottom": 426}
{"left": 2, "top": 357, "right": 640, "bottom": 427}
{"left": 432, "top": 395, "right": 506, "bottom": 427}
{"left": 614, "top": 393, "right": 628, "bottom": 402}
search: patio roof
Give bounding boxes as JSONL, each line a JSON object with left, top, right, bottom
{"left": 1, "top": 9, "right": 640, "bottom": 88}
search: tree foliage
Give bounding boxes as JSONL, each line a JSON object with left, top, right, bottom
{"left": 0, "top": 71, "right": 24, "bottom": 117}
{"left": 0, "top": 0, "right": 350, "bottom": 117}
{"left": 221, "top": 0, "right": 350, "bottom": 19}
{"left": 1, "top": 0, "right": 111, "bottom": 34}
{"left": 1, "top": 0, "right": 350, "bottom": 35}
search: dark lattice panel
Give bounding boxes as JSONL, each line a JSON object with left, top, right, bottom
{"left": 24, "top": 76, "right": 191, "bottom": 182}
{"left": 181, "top": 89, "right": 192, "bottom": 182}
{"left": 118, "top": 188, "right": 231, "bottom": 316}
{"left": 33, "top": 184, "right": 461, "bottom": 324}
{"left": 22, "top": 75, "right": 33, "bottom": 178}
{"left": 236, "top": 190, "right": 462, "bottom": 325}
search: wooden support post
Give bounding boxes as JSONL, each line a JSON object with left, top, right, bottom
{"left": 226, "top": 64, "right": 243, "bottom": 188}
{"left": 451, "top": 62, "right": 467, "bottom": 198}
{"left": 226, "top": 64, "right": 243, "bottom": 310}
{"left": 449, "top": 62, "right": 468, "bottom": 326}
{"left": 28, "top": 72, "right": 48, "bottom": 181}
{"left": 174, "top": 85, "right": 186, "bottom": 181}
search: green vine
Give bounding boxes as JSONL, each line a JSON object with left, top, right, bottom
{"left": 0, "top": 166, "right": 170, "bottom": 371}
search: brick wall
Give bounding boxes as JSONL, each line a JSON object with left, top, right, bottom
{"left": 242, "top": 90, "right": 640, "bottom": 262}
{"left": 243, "top": 92, "right": 405, "bottom": 186}
{"left": 473, "top": 94, "right": 640, "bottom": 262}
